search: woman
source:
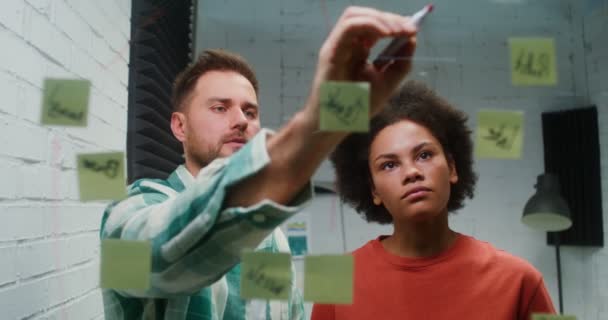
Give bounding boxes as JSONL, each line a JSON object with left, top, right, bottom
{"left": 311, "top": 81, "right": 555, "bottom": 320}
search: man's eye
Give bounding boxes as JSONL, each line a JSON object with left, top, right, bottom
{"left": 245, "top": 110, "right": 257, "bottom": 119}
{"left": 213, "top": 105, "right": 227, "bottom": 112}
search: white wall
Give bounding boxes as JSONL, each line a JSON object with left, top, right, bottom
{"left": 196, "top": 0, "right": 607, "bottom": 319}
{"left": 579, "top": 2, "right": 608, "bottom": 318}
{"left": 0, "top": 1, "right": 131, "bottom": 319}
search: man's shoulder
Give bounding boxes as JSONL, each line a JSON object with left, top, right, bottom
{"left": 128, "top": 168, "right": 185, "bottom": 197}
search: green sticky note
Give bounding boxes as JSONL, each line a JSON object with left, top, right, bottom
{"left": 304, "top": 254, "right": 353, "bottom": 304}
{"left": 240, "top": 251, "right": 292, "bottom": 300}
{"left": 475, "top": 109, "right": 524, "bottom": 159}
{"left": 319, "top": 81, "right": 369, "bottom": 132}
{"left": 100, "top": 239, "right": 151, "bottom": 290}
{"left": 77, "top": 152, "right": 127, "bottom": 201}
{"left": 41, "top": 78, "right": 91, "bottom": 126}
{"left": 509, "top": 37, "right": 557, "bottom": 86}
{"left": 531, "top": 314, "right": 577, "bottom": 320}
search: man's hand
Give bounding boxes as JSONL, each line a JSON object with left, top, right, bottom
{"left": 230, "top": 7, "right": 418, "bottom": 208}
{"left": 309, "top": 6, "right": 418, "bottom": 117}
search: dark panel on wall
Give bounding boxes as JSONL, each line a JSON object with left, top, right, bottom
{"left": 127, "top": 0, "right": 193, "bottom": 184}
{"left": 542, "top": 106, "right": 604, "bottom": 247}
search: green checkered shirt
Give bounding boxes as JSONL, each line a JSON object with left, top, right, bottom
{"left": 100, "top": 129, "right": 310, "bottom": 319}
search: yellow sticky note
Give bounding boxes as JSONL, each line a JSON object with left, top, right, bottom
{"left": 531, "top": 314, "right": 577, "bottom": 320}
{"left": 304, "top": 254, "right": 353, "bottom": 304}
{"left": 319, "top": 81, "right": 369, "bottom": 132}
{"left": 240, "top": 251, "right": 291, "bottom": 300}
{"left": 41, "top": 78, "right": 91, "bottom": 126}
{"left": 100, "top": 239, "right": 151, "bottom": 290}
{"left": 509, "top": 37, "right": 557, "bottom": 86}
{"left": 475, "top": 109, "right": 524, "bottom": 159}
{"left": 77, "top": 152, "right": 127, "bottom": 201}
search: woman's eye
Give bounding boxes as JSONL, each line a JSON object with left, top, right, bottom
{"left": 381, "top": 161, "right": 397, "bottom": 170}
{"left": 418, "top": 151, "right": 433, "bottom": 160}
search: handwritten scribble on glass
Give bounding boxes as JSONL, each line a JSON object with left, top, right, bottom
{"left": 41, "top": 78, "right": 91, "bottom": 126}
{"left": 77, "top": 152, "right": 126, "bottom": 201}
{"left": 483, "top": 124, "right": 521, "bottom": 150}
{"left": 475, "top": 109, "right": 524, "bottom": 159}
{"left": 82, "top": 158, "right": 120, "bottom": 179}
{"left": 319, "top": 81, "right": 370, "bottom": 132}
{"left": 245, "top": 263, "right": 287, "bottom": 296}
{"left": 514, "top": 50, "right": 550, "bottom": 78}
{"left": 240, "top": 251, "right": 291, "bottom": 300}
{"left": 509, "top": 38, "right": 557, "bottom": 86}
{"left": 324, "top": 87, "right": 364, "bottom": 126}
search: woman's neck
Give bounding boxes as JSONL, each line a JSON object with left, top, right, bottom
{"left": 381, "top": 213, "right": 457, "bottom": 258}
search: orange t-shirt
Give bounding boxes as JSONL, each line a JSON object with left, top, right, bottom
{"left": 312, "top": 234, "right": 555, "bottom": 320}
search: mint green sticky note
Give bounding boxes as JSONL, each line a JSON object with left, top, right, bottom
{"left": 41, "top": 78, "right": 91, "bottom": 126}
{"left": 100, "top": 239, "right": 151, "bottom": 290}
{"left": 304, "top": 254, "right": 353, "bottom": 304}
{"left": 509, "top": 37, "right": 557, "bottom": 86}
{"left": 475, "top": 109, "right": 524, "bottom": 159}
{"left": 240, "top": 251, "right": 292, "bottom": 300}
{"left": 77, "top": 152, "right": 127, "bottom": 201}
{"left": 531, "top": 314, "right": 577, "bottom": 320}
{"left": 319, "top": 81, "right": 369, "bottom": 132}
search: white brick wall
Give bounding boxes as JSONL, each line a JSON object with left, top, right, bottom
{"left": 0, "top": 1, "right": 130, "bottom": 319}
{"left": 196, "top": 0, "right": 607, "bottom": 318}
{"left": 582, "top": 1, "right": 608, "bottom": 319}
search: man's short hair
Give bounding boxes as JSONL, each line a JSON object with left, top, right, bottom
{"left": 330, "top": 80, "right": 478, "bottom": 224}
{"left": 171, "top": 49, "right": 259, "bottom": 111}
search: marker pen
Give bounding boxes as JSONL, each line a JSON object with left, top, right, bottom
{"left": 373, "top": 4, "right": 434, "bottom": 69}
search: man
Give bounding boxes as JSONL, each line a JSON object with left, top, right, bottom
{"left": 101, "top": 6, "right": 418, "bottom": 319}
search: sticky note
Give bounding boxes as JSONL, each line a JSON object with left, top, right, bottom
{"left": 509, "top": 37, "right": 557, "bottom": 86}
{"left": 41, "top": 78, "right": 91, "bottom": 126}
{"left": 240, "top": 251, "right": 292, "bottom": 300}
{"left": 77, "top": 152, "right": 127, "bottom": 201}
{"left": 304, "top": 254, "right": 353, "bottom": 304}
{"left": 531, "top": 314, "right": 577, "bottom": 320}
{"left": 475, "top": 109, "right": 524, "bottom": 159}
{"left": 319, "top": 81, "right": 369, "bottom": 132}
{"left": 100, "top": 239, "right": 151, "bottom": 290}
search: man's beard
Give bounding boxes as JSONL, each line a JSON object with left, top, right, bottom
{"left": 187, "top": 142, "right": 222, "bottom": 170}
{"left": 186, "top": 131, "right": 245, "bottom": 169}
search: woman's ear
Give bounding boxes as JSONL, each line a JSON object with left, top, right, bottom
{"left": 371, "top": 184, "right": 382, "bottom": 206}
{"left": 447, "top": 154, "right": 459, "bottom": 184}
{"left": 171, "top": 112, "right": 187, "bottom": 143}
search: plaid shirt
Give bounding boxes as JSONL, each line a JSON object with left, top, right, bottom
{"left": 100, "top": 129, "right": 310, "bottom": 320}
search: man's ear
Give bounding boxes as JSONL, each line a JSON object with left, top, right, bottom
{"left": 171, "top": 112, "right": 187, "bottom": 143}
{"left": 448, "top": 154, "right": 459, "bottom": 184}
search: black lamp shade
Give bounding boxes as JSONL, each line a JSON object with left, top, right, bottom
{"left": 522, "top": 174, "right": 572, "bottom": 232}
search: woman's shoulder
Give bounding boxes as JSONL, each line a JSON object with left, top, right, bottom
{"left": 464, "top": 235, "right": 543, "bottom": 279}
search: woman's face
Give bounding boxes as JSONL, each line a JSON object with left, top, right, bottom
{"left": 368, "top": 119, "right": 458, "bottom": 223}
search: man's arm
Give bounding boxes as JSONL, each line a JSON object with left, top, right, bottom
{"left": 226, "top": 7, "right": 417, "bottom": 207}
{"left": 101, "top": 131, "right": 311, "bottom": 298}
{"left": 102, "top": 6, "right": 417, "bottom": 298}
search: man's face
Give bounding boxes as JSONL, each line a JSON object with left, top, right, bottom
{"left": 173, "top": 70, "right": 261, "bottom": 170}
{"left": 368, "top": 119, "right": 458, "bottom": 223}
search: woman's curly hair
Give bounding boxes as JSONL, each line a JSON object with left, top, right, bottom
{"left": 330, "top": 81, "right": 477, "bottom": 224}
